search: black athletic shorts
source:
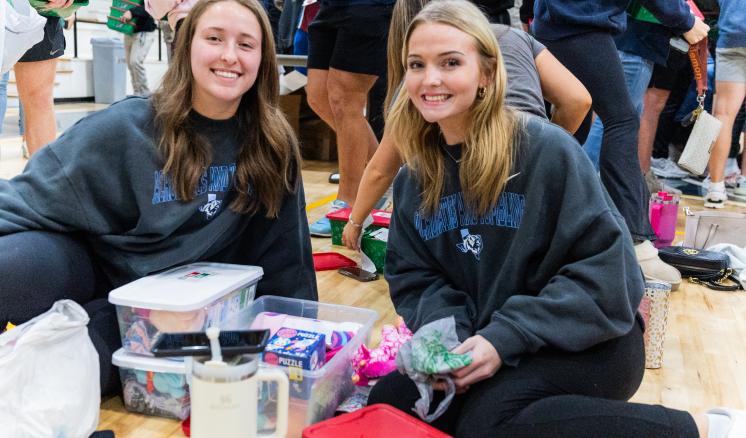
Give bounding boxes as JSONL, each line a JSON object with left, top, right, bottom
{"left": 307, "top": 2, "right": 393, "bottom": 76}
{"left": 648, "top": 49, "right": 689, "bottom": 91}
{"left": 18, "top": 16, "right": 66, "bottom": 63}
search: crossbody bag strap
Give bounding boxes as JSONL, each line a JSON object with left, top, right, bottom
{"left": 688, "top": 39, "right": 709, "bottom": 115}
{"left": 725, "top": 273, "right": 745, "bottom": 291}
{"left": 690, "top": 269, "right": 744, "bottom": 292}
{"left": 701, "top": 279, "right": 742, "bottom": 292}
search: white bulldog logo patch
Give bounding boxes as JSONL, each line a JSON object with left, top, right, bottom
{"left": 456, "top": 228, "right": 482, "bottom": 261}
{"left": 199, "top": 193, "right": 222, "bottom": 220}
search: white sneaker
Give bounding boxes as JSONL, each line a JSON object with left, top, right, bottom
{"left": 651, "top": 158, "right": 690, "bottom": 179}
{"left": 735, "top": 175, "right": 746, "bottom": 197}
{"left": 705, "top": 190, "right": 727, "bottom": 208}
{"left": 706, "top": 407, "right": 746, "bottom": 438}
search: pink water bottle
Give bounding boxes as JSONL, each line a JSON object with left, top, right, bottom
{"left": 649, "top": 191, "right": 679, "bottom": 248}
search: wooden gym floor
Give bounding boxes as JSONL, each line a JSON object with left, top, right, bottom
{"left": 2, "top": 117, "right": 746, "bottom": 437}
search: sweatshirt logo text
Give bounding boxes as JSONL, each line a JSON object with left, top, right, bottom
{"left": 151, "top": 164, "right": 237, "bottom": 204}
{"left": 414, "top": 191, "right": 525, "bottom": 241}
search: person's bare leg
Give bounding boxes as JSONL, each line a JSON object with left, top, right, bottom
{"left": 14, "top": 59, "right": 59, "bottom": 156}
{"left": 707, "top": 81, "right": 746, "bottom": 183}
{"left": 306, "top": 68, "right": 336, "bottom": 130}
{"left": 327, "top": 68, "right": 378, "bottom": 205}
{"left": 638, "top": 87, "right": 671, "bottom": 173}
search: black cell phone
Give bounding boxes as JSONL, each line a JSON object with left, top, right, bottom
{"left": 338, "top": 266, "right": 379, "bottom": 282}
{"left": 151, "top": 329, "right": 270, "bottom": 357}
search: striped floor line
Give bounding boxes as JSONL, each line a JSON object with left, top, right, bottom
{"left": 306, "top": 193, "right": 337, "bottom": 212}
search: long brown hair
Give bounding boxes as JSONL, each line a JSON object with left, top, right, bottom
{"left": 388, "top": 0, "right": 519, "bottom": 215}
{"left": 151, "top": 0, "right": 300, "bottom": 218}
{"left": 385, "top": 0, "right": 428, "bottom": 115}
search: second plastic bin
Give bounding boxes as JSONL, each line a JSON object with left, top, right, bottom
{"left": 112, "top": 348, "right": 190, "bottom": 420}
{"left": 232, "top": 295, "right": 378, "bottom": 438}
{"left": 91, "top": 37, "right": 127, "bottom": 104}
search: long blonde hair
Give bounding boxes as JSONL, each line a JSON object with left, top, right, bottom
{"left": 151, "top": 0, "right": 300, "bottom": 218}
{"left": 388, "top": 0, "right": 518, "bottom": 215}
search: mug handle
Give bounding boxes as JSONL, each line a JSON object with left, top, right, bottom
{"left": 257, "top": 368, "right": 289, "bottom": 438}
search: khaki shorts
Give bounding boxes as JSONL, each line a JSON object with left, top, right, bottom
{"left": 715, "top": 47, "right": 746, "bottom": 83}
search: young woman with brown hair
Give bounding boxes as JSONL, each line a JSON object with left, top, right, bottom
{"left": 0, "top": 0, "right": 317, "bottom": 395}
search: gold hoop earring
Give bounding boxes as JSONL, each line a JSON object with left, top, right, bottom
{"left": 477, "top": 87, "right": 486, "bottom": 99}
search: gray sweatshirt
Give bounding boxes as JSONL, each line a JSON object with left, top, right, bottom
{"left": 385, "top": 115, "right": 644, "bottom": 366}
{"left": 0, "top": 97, "right": 317, "bottom": 300}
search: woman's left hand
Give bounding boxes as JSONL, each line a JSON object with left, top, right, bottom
{"left": 449, "top": 335, "right": 502, "bottom": 392}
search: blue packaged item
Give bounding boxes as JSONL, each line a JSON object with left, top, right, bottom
{"left": 263, "top": 327, "right": 326, "bottom": 371}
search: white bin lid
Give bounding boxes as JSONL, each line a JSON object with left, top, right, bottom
{"left": 108, "top": 262, "right": 263, "bottom": 311}
{"left": 112, "top": 348, "right": 186, "bottom": 374}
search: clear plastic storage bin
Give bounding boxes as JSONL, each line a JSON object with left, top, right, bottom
{"left": 112, "top": 348, "right": 190, "bottom": 420}
{"left": 233, "top": 295, "right": 378, "bottom": 438}
{"left": 108, "top": 263, "right": 262, "bottom": 356}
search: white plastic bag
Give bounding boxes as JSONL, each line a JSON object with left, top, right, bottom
{"left": 0, "top": 300, "right": 101, "bottom": 438}
{"left": 2, "top": 0, "right": 46, "bottom": 74}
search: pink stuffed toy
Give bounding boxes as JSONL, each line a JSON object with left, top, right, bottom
{"left": 351, "top": 317, "right": 413, "bottom": 386}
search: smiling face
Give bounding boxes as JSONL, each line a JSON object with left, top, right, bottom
{"left": 404, "top": 22, "right": 488, "bottom": 144}
{"left": 190, "top": 1, "right": 262, "bottom": 119}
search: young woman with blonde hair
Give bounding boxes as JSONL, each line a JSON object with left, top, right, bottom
{"left": 0, "top": 0, "right": 317, "bottom": 395}
{"left": 341, "top": 0, "right": 591, "bottom": 250}
{"left": 368, "top": 2, "right": 744, "bottom": 437}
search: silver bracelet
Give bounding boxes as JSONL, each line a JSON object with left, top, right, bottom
{"left": 348, "top": 218, "right": 363, "bottom": 229}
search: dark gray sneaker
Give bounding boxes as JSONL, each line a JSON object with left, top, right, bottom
{"left": 645, "top": 171, "right": 663, "bottom": 194}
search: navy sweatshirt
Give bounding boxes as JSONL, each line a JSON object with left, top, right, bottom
{"left": 533, "top": 0, "right": 694, "bottom": 40}
{"left": 385, "top": 115, "right": 644, "bottom": 366}
{"left": 0, "top": 97, "right": 318, "bottom": 300}
{"left": 615, "top": 19, "right": 678, "bottom": 66}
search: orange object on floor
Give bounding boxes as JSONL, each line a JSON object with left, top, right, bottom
{"left": 302, "top": 404, "right": 452, "bottom": 438}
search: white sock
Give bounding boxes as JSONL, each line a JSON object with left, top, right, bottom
{"left": 710, "top": 181, "right": 726, "bottom": 192}
{"left": 707, "top": 412, "right": 731, "bottom": 438}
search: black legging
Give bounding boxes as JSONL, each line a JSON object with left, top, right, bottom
{"left": 0, "top": 231, "right": 121, "bottom": 396}
{"left": 368, "top": 319, "right": 698, "bottom": 437}
{"left": 538, "top": 32, "right": 655, "bottom": 242}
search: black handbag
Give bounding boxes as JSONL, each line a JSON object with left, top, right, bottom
{"left": 658, "top": 246, "right": 743, "bottom": 292}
